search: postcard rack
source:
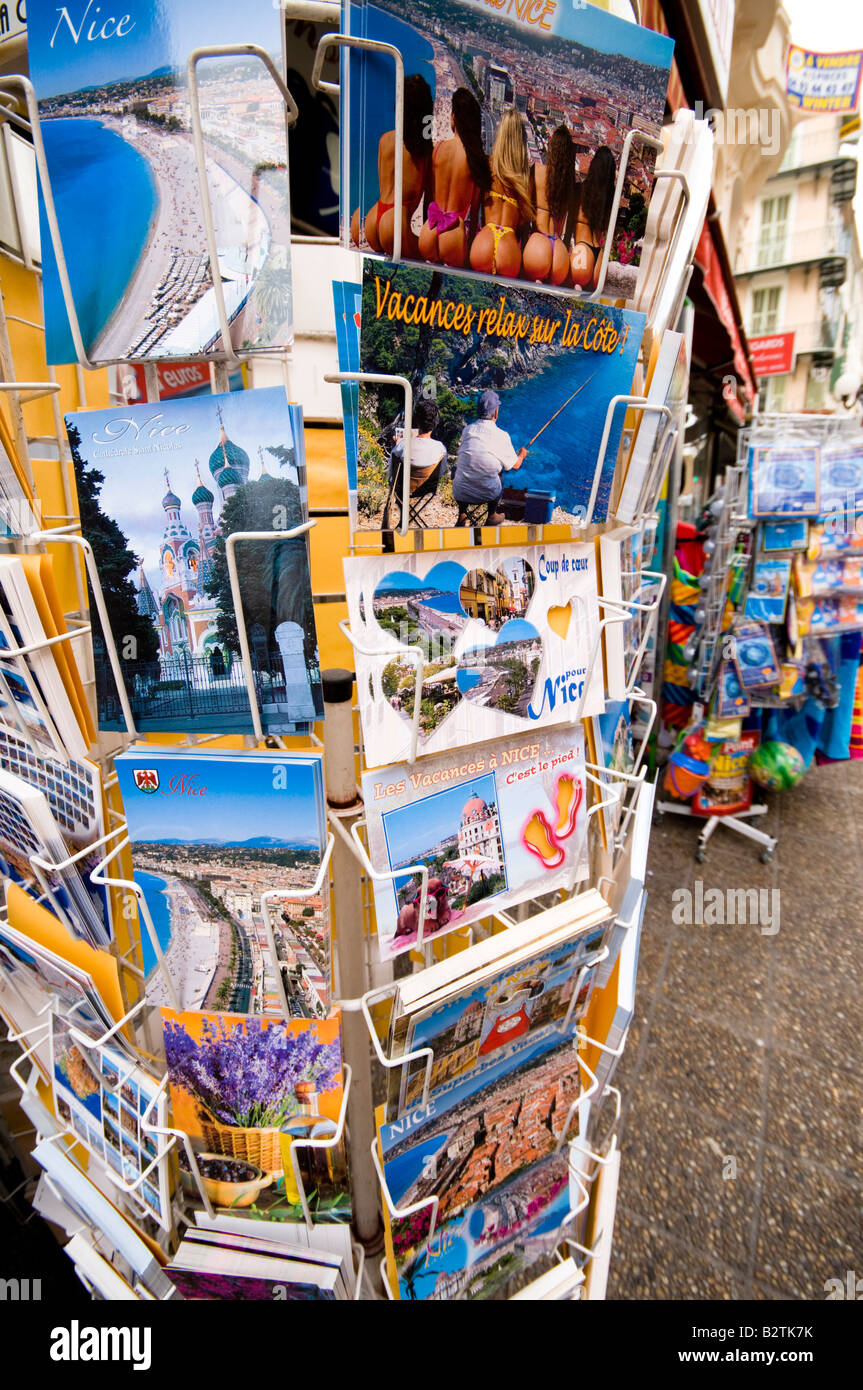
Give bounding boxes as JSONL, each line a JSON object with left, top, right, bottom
{"left": 0, "top": 0, "right": 707, "bottom": 1302}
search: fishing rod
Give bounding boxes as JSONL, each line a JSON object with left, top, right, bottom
{"left": 525, "top": 372, "right": 597, "bottom": 448}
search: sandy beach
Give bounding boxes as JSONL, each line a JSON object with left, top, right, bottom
{"left": 91, "top": 116, "right": 284, "bottom": 361}
{"left": 144, "top": 874, "right": 219, "bottom": 1012}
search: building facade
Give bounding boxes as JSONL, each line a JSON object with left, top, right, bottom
{"left": 734, "top": 112, "right": 861, "bottom": 415}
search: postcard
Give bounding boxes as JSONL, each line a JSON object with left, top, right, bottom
{"left": 820, "top": 439, "right": 863, "bottom": 517}
{"left": 29, "top": 0, "right": 293, "bottom": 364}
{"left": 0, "top": 767, "right": 111, "bottom": 949}
{"left": 67, "top": 390, "right": 322, "bottom": 735}
{"left": 115, "top": 748, "right": 329, "bottom": 1017}
{"left": 166, "top": 1237, "right": 346, "bottom": 1300}
{"left": 715, "top": 660, "right": 750, "bottom": 719}
{"left": 33, "top": 1139, "right": 176, "bottom": 1300}
{"left": 615, "top": 330, "right": 687, "bottom": 523}
{"left": 344, "top": 540, "right": 603, "bottom": 766}
{"left": 744, "top": 555, "right": 791, "bottom": 624}
{"left": 363, "top": 728, "right": 587, "bottom": 961}
{"left": 731, "top": 621, "right": 780, "bottom": 690}
{"left": 761, "top": 519, "right": 809, "bottom": 553}
{"left": 0, "top": 556, "right": 90, "bottom": 760}
{"left": 354, "top": 261, "right": 643, "bottom": 530}
{"left": 162, "top": 1007, "right": 349, "bottom": 1223}
{"left": 395, "top": 931, "right": 604, "bottom": 1115}
{"left": 344, "top": 0, "right": 673, "bottom": 299}
{"left": 379, "top": 1035, "right": 584, "bottom": 1301}
{"left": 0, "top": 909, "right": 121, "bottom": 1051}
{"left": 592, "top": 697, "right": 636, "bottom": 840}
{"left": 749, "top": 444, "right": 820, "bottom": 517}
{"left": 599, "top": 525, "right": 645, "bottom": 699}
{"left": 51, "top": 1014, "right": 171, "bottom": 1231}
{"left": 332, "top": 279, "right": 363, "bottom": 496}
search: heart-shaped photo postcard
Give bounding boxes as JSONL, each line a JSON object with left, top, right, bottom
{"left": 345, "top": 542, "right": 603, "bottom": 766}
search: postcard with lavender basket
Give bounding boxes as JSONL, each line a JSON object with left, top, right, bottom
{"left": 162, "top": 1008, "right": 349, "bottom": 1222}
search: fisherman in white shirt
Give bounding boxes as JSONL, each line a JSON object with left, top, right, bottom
{"left": 453, "top": 390, "right": 527, "bottom": 526}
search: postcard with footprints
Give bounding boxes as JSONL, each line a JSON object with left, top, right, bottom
{"left": 363, "top": 728, "right": 588, "bottom": 961}
{"left": 344, "top": 542, "right": 603, "bottom": 767}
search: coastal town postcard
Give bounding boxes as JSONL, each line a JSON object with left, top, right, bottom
{"left": 115, "top": 748, "right": 331, "bottom": 1020}
{"left": 51, "top": 1013, "right": 172, "bottom": 1231}
{"left": 344, "top": 540, "right": 604, "bottom": 766}
{"left": 355, "top": 262, "right": 644, "bottom": 530}
{"left": 29, "top": 0, "right": 293, "bottom": 364}
{"left": 362, "top": 727, "right": 587, "bottom": 962}
{"left": 379, "top": 1034, "right": 586, "bottom": 1301}
{"left": 67, "top": 389, "right": 323, "bottom": 736}
{"left": 344, "top": 0, "right": 673, "bottom": 297}
{"left": 391, "top": 928, "right": 604, "bottom": 1116}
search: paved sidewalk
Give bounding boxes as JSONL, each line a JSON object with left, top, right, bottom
{"left": 607, "top": 761, "right": 863, "bottom": 1300}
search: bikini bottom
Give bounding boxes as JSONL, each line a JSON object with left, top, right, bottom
{"left": 428, "top": 201, "right": 465, "bottom": 234}
{"left": 489, "top": 223, "right": 516, "bottom": 273}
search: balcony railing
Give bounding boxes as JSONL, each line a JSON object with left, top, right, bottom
{"left": 789, "top": 319, "right": 840, "bottom": 354}
{"left": 777, "top": 131, "right": 844, "bottom": 173}
{"left": 749, "top": 225, "right": 843, "bottom": 272}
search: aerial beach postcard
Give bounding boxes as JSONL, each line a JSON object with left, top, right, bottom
{"left": 392, "top": 928, "right": 604, "bottom": 1116}
{"left": 355, "top": 260, "right": 644, "bottom": 530}
{"left": 67, "top": 389, "right": 322, "bottom": 735}
{"left": 379, "top": 1035, "right": 584, "bottom": 1300}
{"left": 29, "top": 0, "right": 293, "bottom": 364}
{"left": 115, "top": 748, "right": 330, "bottom": 1019}
{"left": 362, "top": 727, "right": 587, "bottom": 962}
{"left": 344, "top": 0, "right": 673, "bottom": 296}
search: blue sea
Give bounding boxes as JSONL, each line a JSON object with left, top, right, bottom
{"left": 134, "top": 870, "right": 173, "bottom": 980}
{"left": 348, "top": 3, "right": 435, "bottom": 219}
{"left": 420, "top": 593, "right": 463, "bottom": 614}
{"left": 485, "top": 344, "right": 631, "bottom": 519}
{"left": 385, "top": 1131, "right": 450, "bottom": 1204}
{"left": 40, "top": 119, "right": 157, "bottom": 363}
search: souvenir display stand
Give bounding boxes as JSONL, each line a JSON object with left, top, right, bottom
{"left": 0, "top": 3, "right": 708, "bottom": 1302}
{"left": 656, "top": 407, "right": 863, "bottom": 862}
{"left": 653, "top": 451, "right": 779, "bottom": 861}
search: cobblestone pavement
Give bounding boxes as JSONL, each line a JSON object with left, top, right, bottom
{"left": 607, "top": 761, "right": 863, "bottom": 1300}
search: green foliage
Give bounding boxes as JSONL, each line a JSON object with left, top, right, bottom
{"left": 69, "top": 422, "right": 159, "bottom": 663}
{"left": 465, "top": 871, "right": 505, "bottom": 907}
{"left": 205, "top": 476, "right": 312, "bottom": 659}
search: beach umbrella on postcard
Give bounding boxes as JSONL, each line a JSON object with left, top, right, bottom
{"left": 442, "top": 852, "right": 497, "bottom": 886}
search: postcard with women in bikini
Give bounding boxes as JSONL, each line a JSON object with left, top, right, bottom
{"left": 355, "top": 259, "right": 643, "bottom": 531}
{"left": 342, "top": 0, "right": 673, "bottom": 298}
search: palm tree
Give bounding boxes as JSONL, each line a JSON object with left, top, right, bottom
{"left": 252, "top": 261, "right": 292, "bottom": 328}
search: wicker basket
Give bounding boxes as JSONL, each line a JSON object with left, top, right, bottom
{"left": 199, "top": 1115, "right": 284, "bottom": 1177}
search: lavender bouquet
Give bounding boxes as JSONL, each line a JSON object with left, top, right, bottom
{"left": 163, "top": 1015, "right": 342, "bottom": 1130}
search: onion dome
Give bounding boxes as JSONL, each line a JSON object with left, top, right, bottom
{"left": 209, "top": 409, "right": 250, "bottom": 490}
{"left": 216, "top": 466, "right": 242, "bottom": 490}
{"left": 162, "top": 471, "right": 182, "bottom": 511}
{"left": 192, "top": 461, "right": 214, "bottom": 507}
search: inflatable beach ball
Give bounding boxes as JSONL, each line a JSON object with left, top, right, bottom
{"left": 749, "top": 741, "right": 805, "bottom": 791}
